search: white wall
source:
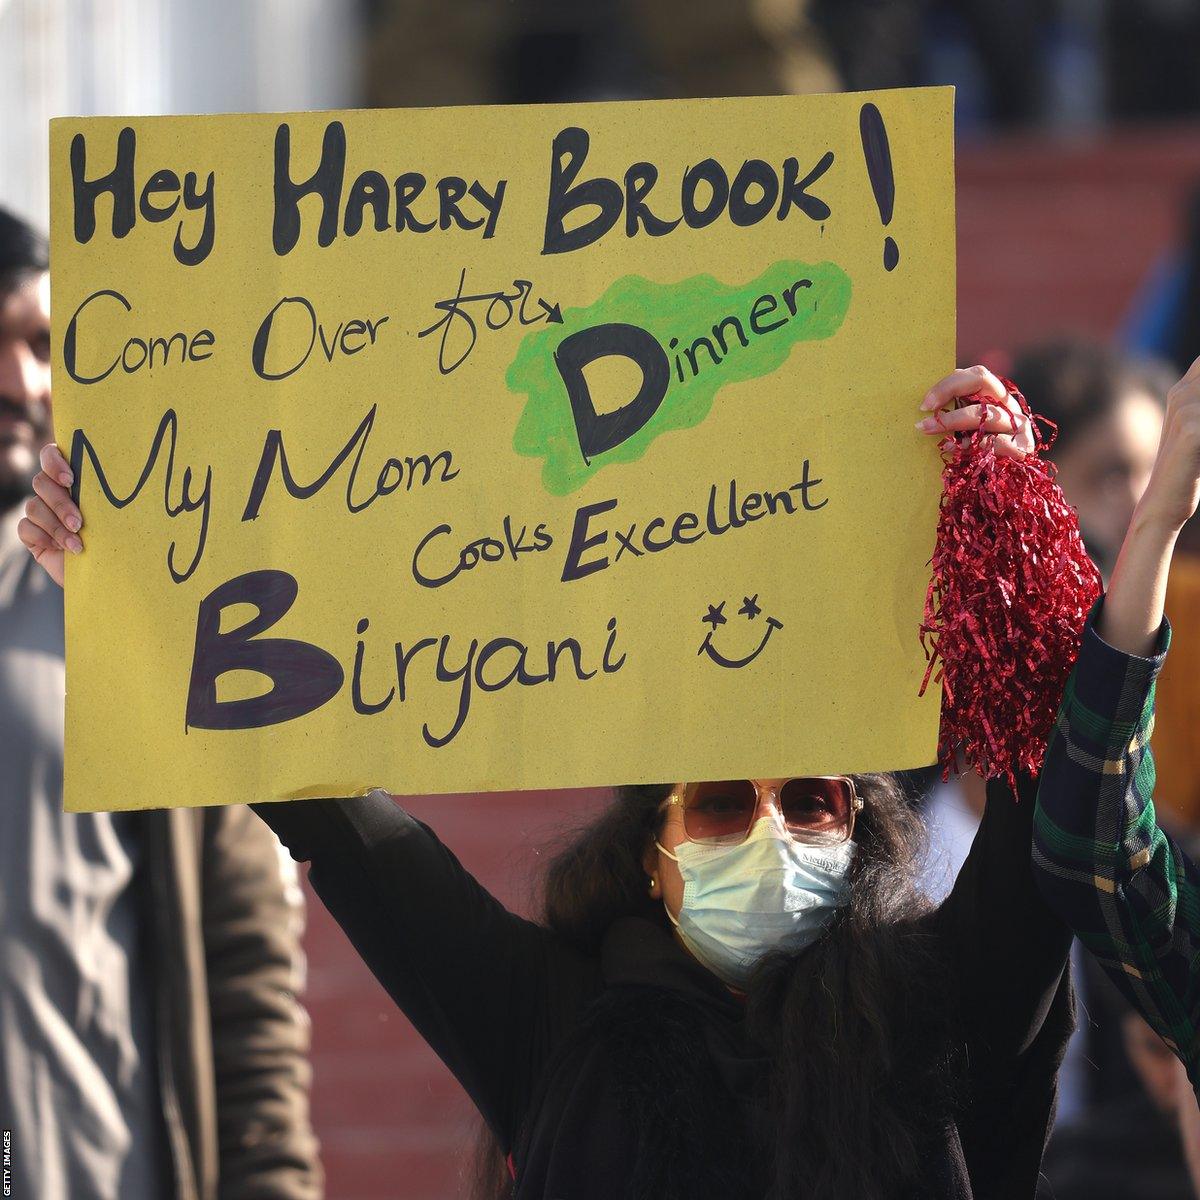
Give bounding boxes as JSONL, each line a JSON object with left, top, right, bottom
{"left": 0, "top": 0, "right": 363, "bottom": 227}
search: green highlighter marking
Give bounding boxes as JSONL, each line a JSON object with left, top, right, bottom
{"left": 507, "top": 261, "right": 852, "bottom": 496}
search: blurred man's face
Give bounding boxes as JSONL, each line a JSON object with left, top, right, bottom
{"left": 1053, "top": 389, "right": 1163, "bottom": 575}
{"left": 0, "top": 270, "right": 52, "bottom": 512}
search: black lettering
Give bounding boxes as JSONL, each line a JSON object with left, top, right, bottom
{"left": 121, "top": 339, "right": 147, "bottom": 372}
{"left": 681, "top": 159, "right": 729, "bottom": 228}
{"left": 70, "top": 127, "right": 136, "bottom": 245}
{"left": 176, "top": 170, "right": 216, "bottom": 266}
{"left": 352, "top": 617, "right": 395, "bottom": 714}
{"left": 542, "top": 127, "right": 621, "bottom": 255}
{"left": 251, "top": 295, "right": 317, "bottom": 381}
{"left": 641, "top": 517, "right": 671, "bottom": 551}
{"left": 406, "top": 450, "right": 459, "bottom": 488}
{"left": 148, "top": 331, "right": 188, "bottom": 369}
{"left": 783, "top": 279, "right": 813, "bottom": 316}
{"left": 376, "top": 456, "right": 405, "bottom": 496}
{"left": 470, "top": 179, "right": 506, "bottom": 239}
{"left": 425, "top": 636, "right": 476, "bottom": 747}
{"left": 273, "top": 120, "right": 346, "bottom": 256}
{"left": 317, "top": 320, "right": 341, "bottom": 362}
{"left": 412, "top": 524, "right": 458, "bottom": 588}
{"left": 394, "top": 637, "right": 437, "bottom": 701}
{"left": 139, "top": 170, "right": 180, "bottom": 222}
{"left": 554, "top": 323, "right": 669, "bottom": 462}
{"left": 705, "top": 482, "right": 731, "bottom": 536}
{"left": 112, "top": 158, "right": 215, "bottom": 265}
{"left": 68, "top": 410, "right": 211, "bottom": 583}
{"left": 624, "top": 163, "right": 680, "bottom": 238}
{"left": 189, "top": 330, "right": 215, "bottom": 361}
{"left": 394, "top": 173, "right": 435, "bottom": 232}
{"left": 613, "top": 525, "right": 643, "bottom": 562}
{"left": 728, "top": 159, "right": 779, "bottom": 227}
{"left": 546, "top": 638, "right": 596, "bottom": 682}
{"left": 63, "top": 289, "right": 130, "bottom": 385}
{"left": 561, "top": 497, "right": 617, "bottom": 582}
{"left": 684, "top": 335, "right": 721, "bottom": 377}
{"left": 602, "top": 616, "right": 627, "bottom": 674}
{"left": 724, "top": 479, "right": 746, "bottom": 529}
{"left": 502, "top": 515, "right": 526, "bottom": 558}
{"left": 712, "top": 315, "right": 749, "bottom": 356}
{"left": 485, "top": 291, "right": 514, "bottom": 331}
{"left": 343, "top": 171, "right": 391, "bottom": 236}
{"left": 476, "top": 638, "right": 548, "bottom": 691}
{"left": 185, "top": 570, "right": 344, "bottom": 730}
{"left": 763, "top": 488, "right": 796, "bottom": 515}
{"left": 777, "top": 152, "right": 834, "bottom": 222}
{"left": 749, "top": 293, "right": 786, "bottom": 335}
{"left": 672, "top": 511, "right": 703, "bottom": 543}
{"left": 341, "top": 319, "right": 369, "bottom": 354}
{"left": 793, "top": 459, "right": 828, "bottom": 510}
{"left": 242, "top": 402, "right": 373, "bottom": 519}
{"left": 437, "top": 177, "right": 481, "bottom": 231}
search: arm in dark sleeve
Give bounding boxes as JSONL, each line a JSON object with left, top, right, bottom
{"left": 252, "top": 792, "right": 601, "bottom": 1149}
{"left": 933, "top": 772, "right": 1075, "bottom": 1199}
{"left": 1033, "top": 606, "right": 1200, "bottom": 1087}
{"left": 200, "top": 803, "right": 322, "bottom": 1200}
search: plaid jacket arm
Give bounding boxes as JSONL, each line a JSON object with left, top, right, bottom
{"left": 1032, "top": 603, "right": 1200, "bottom": 1085}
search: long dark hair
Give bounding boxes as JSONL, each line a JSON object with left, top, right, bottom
{"left": 468, "top": 775, "right": 959, "bottom": 1200}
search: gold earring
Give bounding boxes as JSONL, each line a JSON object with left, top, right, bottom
{"left": 648, "top": 875, "right": 657, "bottom": 893}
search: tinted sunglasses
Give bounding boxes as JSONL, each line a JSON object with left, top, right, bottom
{"left": 663, "top": 778, "right": 863, "bottom": 845}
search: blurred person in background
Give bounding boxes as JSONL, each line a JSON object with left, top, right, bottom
{"left": 0, "top": 206, "right": 322, "bottom": 1200}
{"left": 1038, "top": 975, "right": 1198, "bottom": 1200}
{"left": 1015, "top": 339, "right": 1200, "bottom": 828}
{"left": 1013, "top": 339, "right": 1174, "bottom": 582}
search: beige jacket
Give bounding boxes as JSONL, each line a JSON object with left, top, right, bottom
{"left": 139, "top": 803, "right": 323, "bottom": 1200}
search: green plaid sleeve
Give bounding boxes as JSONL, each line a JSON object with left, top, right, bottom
{"left": 1032, "top": 602, "right": 1200, "bottom": 1087}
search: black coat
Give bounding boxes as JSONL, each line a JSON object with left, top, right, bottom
{"left": 254, "top": 776, "right": 1072, "bottom": 1200}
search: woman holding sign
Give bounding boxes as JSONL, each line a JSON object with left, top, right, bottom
{"left": 22, "top": 366, "right": 1071, "bottom": 1200}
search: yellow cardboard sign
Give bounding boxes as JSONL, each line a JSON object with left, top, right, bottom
{"left": 49, "top": 88, "right": 953, "bottom": 813}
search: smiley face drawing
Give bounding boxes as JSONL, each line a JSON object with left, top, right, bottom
{"left": 697, "top": 594, "right": 784, "bottom": 669}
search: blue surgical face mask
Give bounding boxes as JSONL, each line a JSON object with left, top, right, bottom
{"left": 656, "top": 815, "right": 854, "bottom": 990}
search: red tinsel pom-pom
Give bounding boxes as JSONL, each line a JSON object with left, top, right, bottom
{"left": 919, "top": 379, "right": 1102, "bottom": 789}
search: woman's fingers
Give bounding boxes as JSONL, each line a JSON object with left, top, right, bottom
{"left": 917, "top": 402, "right": 1020, "bottom": 435}
{"left": 921, "top": 365, "right": 1009, "bottom": 412}
{"left": 31, "top": 471, "right": 83, "bottom": 534}
{"left": 16, "top": 518, "right": 66, "bottom": 587}
{"left": 39, "top": 442, "right": 74, "bottom": 488}
{"left": 992, "top": 438, "right": 1029, "bottom": 461}
{"left": 22, "top": 448, "right": 84, "bottom": 588}
{"left": 918, "top": 366, "right": 1035, "bottom": 460}
{"left": 23, "top": 495, "right": 82, "bottom": 555}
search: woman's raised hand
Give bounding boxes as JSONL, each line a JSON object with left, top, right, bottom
{"left": 1138, "top": 356, "right": 1200, "bottom": 535}
{"left": 916, "top": 364, "right": 1035, "bottom": 460}
{"left": 17, "top": 443, "right": 81, "bottom": 588}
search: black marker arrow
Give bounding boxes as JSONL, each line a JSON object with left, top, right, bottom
{"left": 538, "top": 298, "right": 563, "bottom": 324}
